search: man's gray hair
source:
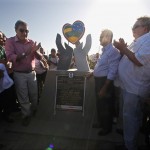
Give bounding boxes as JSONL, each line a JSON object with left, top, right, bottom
{"left": 137, "top": 16, "right": 150, "bottom": 31}
{"left": 15, "top": 20, "right": 27, "bottom": 30}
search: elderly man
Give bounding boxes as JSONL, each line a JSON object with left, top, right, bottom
{"left": 88, "top": 29, "right": 121, "bottom": 135}
{"left": 5, "top": 20, "right": 42, "bottom": 126}
{"left": 114, "top": 16, "right": 150, "bottom": 150}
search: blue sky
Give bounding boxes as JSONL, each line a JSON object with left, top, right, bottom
{"left": 0, "top": 0, "right": 150, "bottom": 55}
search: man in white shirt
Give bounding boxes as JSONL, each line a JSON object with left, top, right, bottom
{"left": 114, "top": 16, "right": 150, "bottom": 150}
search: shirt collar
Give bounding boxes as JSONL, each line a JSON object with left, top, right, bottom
{"left": 102, "top": 43, "right": 112, "bottom": 52}
{"left": 15, "top": 36, "right": 30, "bottom": 43}
{"left": 129, "top": 32, "right": 150, "bottom": 51}
{"left": 134, "top": 32, "right": 150, "bottom": 43}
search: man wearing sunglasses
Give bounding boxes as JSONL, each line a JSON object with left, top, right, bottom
{"left": 114, "top": 16, "right": 150, "bottom": 150}
{"left": 5, "top": 20, "right": 42, "bottom": 126}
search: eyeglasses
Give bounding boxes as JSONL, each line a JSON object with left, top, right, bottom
{"left": 132, "top": 24, "right": 145, "bottom": 30}
{"left": 19, "top": 29, "right": 29, "bottom": 33}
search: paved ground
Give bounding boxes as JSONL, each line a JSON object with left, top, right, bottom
{"left": 0, "top": 72, "right": 149, "bottom": 150}
{"left": 0, "top": 110, "right": 149, "bottom": 150}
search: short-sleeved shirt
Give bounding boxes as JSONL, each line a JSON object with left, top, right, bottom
{"left": 93, "top": 43, "right": 121, "bottom": 80}
{"left": 5, "top": 36, "right": 35, "bottom": 72}
{"left": 118, "top": 32, "right": 150, "bottom": 97}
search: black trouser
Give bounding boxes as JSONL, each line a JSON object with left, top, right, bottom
{"left": 142, "top": 103, "right": 150, "bottom": 145}
{"left": 0, "top": 73, "right": 18, "bottom": 117}
{"left": 0, "top": 87, "right": 15, "bottom": 117}
{"left": 36, "top": 71, "right": 47, "bottom": 100}
{"left": 94, "top": 76, "right": 114, "bottom": 131}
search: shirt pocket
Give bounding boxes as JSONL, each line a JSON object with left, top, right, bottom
{"left": 99, "top": 53, "right": 109, "bottom": 66}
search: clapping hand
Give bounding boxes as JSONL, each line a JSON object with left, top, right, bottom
{"left": 32, "top": 42, "right": 41, "bottom": 52}
{"left": 86, "top": 72, "right": 93, "bottom": 79}
{"left": 113, "top": 38, "right": 127, "bottom": 54}
{"left": 25, "top": 42, "right": 41, "bottom": 56}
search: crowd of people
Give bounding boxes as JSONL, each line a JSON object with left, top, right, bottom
{"left": 0, "top": 16, "right": 150, "bottom": 150}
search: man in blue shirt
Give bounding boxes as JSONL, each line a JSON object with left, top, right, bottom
{"left": 88, "top": 29, "right": 121, "bottom": 135}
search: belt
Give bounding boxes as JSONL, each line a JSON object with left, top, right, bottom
{"left": 14, "top": 70, "right": 35, "bottom": 73}
{"left": 94, "top": 76, "right": 107, "bottom": 79}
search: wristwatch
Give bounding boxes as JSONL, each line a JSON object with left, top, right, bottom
{"left": 22, "top": 52, "right": 26, "bottom": 57}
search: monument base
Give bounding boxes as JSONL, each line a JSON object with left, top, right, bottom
{"left": 37, "top": 70, "right": 96, "bottom": 119}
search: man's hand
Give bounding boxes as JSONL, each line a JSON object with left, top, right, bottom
{"left": 16, "top": 53, "right": 26, "bottom": 61}
{"left": 32, "top": 42, "right": 41, "bottom": 52}
{"left": 86, "top": 72, "right": 93, "bottom": 79}
{"left": 98, "top": 86, "right": 107, "bottom": 97}
{"left": 113, "top": 38, "right": 127, "bottom": 54}
{"left": 114, "top": 38, "right": 143, "bottom": 66}
{"left": 98, "top": 79, "right": 112, "bottom": 98}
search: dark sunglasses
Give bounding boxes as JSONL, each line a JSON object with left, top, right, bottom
{"left": 19, "top": 29, "right": 29, "bottom": 33}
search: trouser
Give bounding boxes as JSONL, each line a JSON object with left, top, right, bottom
{"left": 94, "top": 77, "right": 114, "bottom": 131}
{"left": 113, "top": 86, "right": 121, "bottom": 118}
{"left": 0, "top": 87, "right": 14, "bottom": 117}
{"left": 0, "top": 73, "right": 18, "bottom": 117}
{"left": 13, "top": 71, "right": 38, "bottom": 117}
{"left": 142, "top": 102, "right": 150, "bottom": 145}
{"left": 116, "top": 89, "right": 123, "bottom": 129}
{"left": 122, "top": 89, "right": 143, "bottom": 150}
{"left": 36, "top": 71, "right": 47, "bottom": 100}
{"left": 8, "top": 73, "right": 19, "bottom": 110}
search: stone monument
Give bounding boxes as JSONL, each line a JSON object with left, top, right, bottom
{"left": 38, "top": 20, "right": 95, "bottom": 118}
{"left": 56, "top": 20, "right": 92, "bottom": 71}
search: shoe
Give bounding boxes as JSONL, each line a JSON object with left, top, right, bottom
{"left": 22, "top": 116, "right": 31, "bottom": 126}
{"left": 98, "top": 128, "right": 111, "bottom": 136}
{"left": 31, "top": 109, "right": 37, "bottom": 117}
{"left": 113, "top": 117, "right": 118, "bottom": 124}
{"left": 116, "top": 128, "right": 123, "bottom": 136}
{"left": 0, "top": 144, "right": 4, "bottom": 149}
{"left": 115, "top": 144, "right": 128, "bottom": 150}
{"left": 92, "top": 123, "right": 101, "bottom": 128}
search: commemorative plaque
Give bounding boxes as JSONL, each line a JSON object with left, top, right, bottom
{"left": 54, "top": 74, "right": 86, "bottom": 115}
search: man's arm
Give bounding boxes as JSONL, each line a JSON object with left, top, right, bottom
{"left": 113, "top": 38, "right": 143, "bottom": 66}
{"left": 5, "top": 38, "right": 18, "bottom": 63}
{"left": 99, "top": 79, "right": 112, "bottom": 97}
{"left": 121, "top": 47, "right": 143, "bottom": 66}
